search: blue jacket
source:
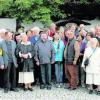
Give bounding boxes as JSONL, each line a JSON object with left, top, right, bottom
{"left": 0, "top": 39, "right": 4, "bottom": 66}
{"left": 34, "top": 39, "right": 55, "bottom": 64}
{"left": 3, "top": 40, "right": 17, "bottom": 68}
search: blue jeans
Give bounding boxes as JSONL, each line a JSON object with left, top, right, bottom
{"left": 55, "top": 62, "right": 63, "bottom": 83}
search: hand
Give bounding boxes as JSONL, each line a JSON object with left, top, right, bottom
{"left": 83, "top": 67, "right": 86, "bottom": 71}
{"left": 23, "top": 54, "right": 29, "bottom": 59}
{"left": 15, "top": 64, "right": 18, "bottom": 68}
{"left": 0, "top": 65, "right": 4, "bottom": 70}
{"left": 36, "top": 61, "right": 39, "bottom": 66}
{"left": 73, "top": 61, "right": 77, "bottom": 65}
{"left": 51, "top": 62, "right": 54, "bottom": 64}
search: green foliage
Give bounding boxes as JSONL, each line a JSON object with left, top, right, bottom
{"left": 0, "top": 0, "right": 13, "bottom": 14}
{"left": 44, "top": 0, "right": 66, "bottom": 19}
{"left": 95, "top": 0, "right": 100, "bottom": 3}
{"left": 80, "top": 0, "right": 89, "bottom": 4}
{"left": 0, "top": 0, "right": 67, "bottom": 26}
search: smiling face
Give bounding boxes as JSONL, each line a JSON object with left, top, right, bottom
{"left": 5, "top": 32, "right": 13, "bottom": 41}
{"left": 65, "top": 29, "right": 74, "bottom": 39}
{"left": 21, "top": 33, "right": 28, "bottom": 42}
{"left": 95, "top": 26, "right": 100, "bottom": 37}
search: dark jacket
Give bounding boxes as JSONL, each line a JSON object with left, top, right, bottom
{"left": 16, "top": 41, "right": 34, "bottom": 72}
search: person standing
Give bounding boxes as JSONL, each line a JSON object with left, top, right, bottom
{"left": 16, "top": 33, "right": 34, "bottom": 91}
{"left": 3, "top": 31, "right": 18, "bottom": 93}
{"left": 34, "top": 29, "right": 55, "bottom": 90}
{"left": 81, "top": 38, "right": 100, "bottom": 95}
{"left": 64, "top": 30, "right": 80, "bottom": 90}
{"left": 52, "top": 34, "right": 65, "bottom": 87}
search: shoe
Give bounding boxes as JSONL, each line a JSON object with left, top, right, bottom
{"left": 64, "top": 83, "right": 70, "bottom": 89}
{"left": 47, "top": 85, "right": 51, "bottom": 90}
{"left": 81, "top": 84, "right": 85, "bottom": 88}
{"left": 95, "top": 91, "right": 100, "bottom": 95}
{"left": 40, "top": 85, "right": 45, "bottom": 89}
{"left": 28, "top": 88, "right": 33, "bottom": 91}
{"left": 10, "top": 88, "right": 19, "bottom": 92}
{"left": 70, "top": 87, "right": 76, "bottom": 90}
{"left": 89, "top": 90, "right": 93, "bottom": 94}
{"left": 24, "top": 88, "right": 28, "bottom": 91}
{"left": 55, "top": 84, "right": 59, "bottom": 88}
{"left": 59, "top": 83, "right": 63, "bottom": 88}
{"left": 4, "top": 89, "right": 9, "bottom": 93}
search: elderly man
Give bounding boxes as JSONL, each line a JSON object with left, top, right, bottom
{"left": 64, "top": 29, "right": 80, "bottom": 90}
{"left": 29, "top": 26, "right": 40, "bottom": 44}
{"left": 34, "top": 29, "right": 55, "bottom": 90}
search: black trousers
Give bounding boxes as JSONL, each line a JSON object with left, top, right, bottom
{"left": 4, "top": 62, "right": 16, "bottom": 89}
{"left": 0, "top": 70, "right": 4, "bottom": 88}
{"left": 40, "top": 64, "right": 51, "bottom": 85}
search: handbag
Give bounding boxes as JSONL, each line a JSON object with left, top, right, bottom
{"left": 84, "top": 58, "right": 89, "bottom": 66}
{"left": 84, "top": 48, "right": 96, "bottom": 67}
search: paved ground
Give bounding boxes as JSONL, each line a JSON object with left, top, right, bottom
{"left": 0, "top": 85, "right": 100, "bottom": 100}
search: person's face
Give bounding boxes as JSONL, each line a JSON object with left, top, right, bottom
{"left": 77, "top": 35, "right": 82, "bottom": 42}
{"left": 6, "top": 32, "right": 13, "bottom": 40}
{"left": 80, "top": 30, "right": 87, "bottom": 36}
{"left": 65, "top": 30, "right": 74, "bottom": 39}
{"left": 70, "top": 25, "right": 76, "bottom": 33}
{"left": 50, "top": 23, "right": 56, "bottom": 32}
{"left": 27, "top": 30, "right": 32, "bottom": 37}
{"left": 54, "top": 34, "right": 59, "bottom": 41}
{"left": 15, "top": 35, "right": 21, "bottom": 42}
{"left": 86, "top": 34, "right": 91, "bottom": 41}
{"left": 80, "top": 24, "right": 85, "bottom": 30}
{"left": 41, "top": 33, "right": 48, "bottom": 42}
{"left": 95, "top": 26, "right": 100, "bottom": 36}
{"left": 21, "top": 34, "right": 28, "bottom": 42}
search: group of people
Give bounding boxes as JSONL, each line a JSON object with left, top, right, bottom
{"left": 0, "top": 22, "right": 100, "bottom": 95}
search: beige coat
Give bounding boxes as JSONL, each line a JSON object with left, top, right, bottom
{"left": 81, "top": 47, "right": 100, "bottom": 74}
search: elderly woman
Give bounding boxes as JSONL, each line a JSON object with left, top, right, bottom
{"left": 81, "top": 38, "right": 100, "bottom": 95}
{"left": 16, "top": 33, "right": 34, "bottom": 91}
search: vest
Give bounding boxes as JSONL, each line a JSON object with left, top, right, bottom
{"left": 66, "top": 38, "right": 76, "bottom": 64}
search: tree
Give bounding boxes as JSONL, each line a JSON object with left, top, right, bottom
{"left": 0, "top": 0, "right": 67, "bottom": 26}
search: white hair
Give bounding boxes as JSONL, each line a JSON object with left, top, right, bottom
{"left": 20, "top": 32, "right": 27, "bottom": 36}
{"left": 0, "top": 28, "right": 7, "bottom": 34}
{"left": 31, "top": 27, "right": 40, "bottom": 34}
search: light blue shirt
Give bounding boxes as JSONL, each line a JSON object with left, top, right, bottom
{"left": 53, "top": 40, "right": 65, "bottom": 61}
